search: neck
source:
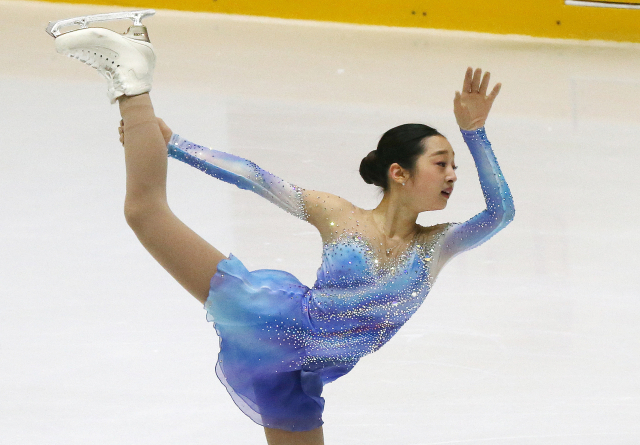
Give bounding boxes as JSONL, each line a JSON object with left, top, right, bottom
{"left": 372, "top": 192, "right": 419, "bottom": 240}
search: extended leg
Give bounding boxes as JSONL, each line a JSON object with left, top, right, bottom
{"left": 120, "top": 93, "right": 226, "bottom": 304}
{"left": 264, "top": 426, "right": 324, "bottom": 445}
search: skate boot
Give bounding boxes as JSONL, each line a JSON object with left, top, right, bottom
{"left": 46, "top": 10, "right": 156, "bottom": 103}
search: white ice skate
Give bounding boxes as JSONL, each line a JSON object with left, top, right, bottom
{"left": 47, "top": 10, "right": 156, "bottom": 103}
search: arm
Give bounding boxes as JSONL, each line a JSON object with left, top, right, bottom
{"left": 437, "top": 127, "right": 514, "bottom": 264}
{"left": 167, "top": 133, "right": 308, "bottom": 221}
{"left": 119, "top": 118, "right": 354, "bottom": 230}
{"left": 436, "top": 67, "right": 514, "bottom": 265}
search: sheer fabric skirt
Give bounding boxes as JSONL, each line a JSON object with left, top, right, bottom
{"left": 205, "top": 254, "right": 324, "bottom": 432}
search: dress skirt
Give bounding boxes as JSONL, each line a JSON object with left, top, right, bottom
{"left": 205, "top": 254, "right": 325, "bottom": 432}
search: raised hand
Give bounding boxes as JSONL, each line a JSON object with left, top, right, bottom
{"left": 454, "top": 67, "right": 501, "bottom": 131}
{"left": 157, "top": 118, "right": 173, "bottom": 145}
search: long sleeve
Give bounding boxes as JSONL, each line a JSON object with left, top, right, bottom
{"left": 437, "top": 127, "right": 515, "bottom": 266}
{"left": 167, "top": 134, "right": 308, "bottom": 220}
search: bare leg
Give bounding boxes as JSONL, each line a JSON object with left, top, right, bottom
{"left": 264, "top": 426, "right": 324, "bottom": 445}
{"left": 119, "top": 93, "right": 226, "bottom": 304}
{"left": 121, "top": 94, "right": 322, "bottom": 444}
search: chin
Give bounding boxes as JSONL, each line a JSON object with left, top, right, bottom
{"left": 435, "top": 199, "right": 448, "bottom": 211}
{"left": 419, "top": 202, "right": 446, "bottom": 212}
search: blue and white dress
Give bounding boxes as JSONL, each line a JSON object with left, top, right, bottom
{"left": 167, "top": 127, "right": 514, "bottom": 432}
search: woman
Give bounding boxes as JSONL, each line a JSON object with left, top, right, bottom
{"left": 51, "top": 17, "right": 514, "bottom": 445}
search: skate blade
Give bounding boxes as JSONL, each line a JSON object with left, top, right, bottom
{"left": 45, "top": 9, "right": 155, "bottom": 38}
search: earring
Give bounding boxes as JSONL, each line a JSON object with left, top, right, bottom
{"left": 402, "top": 182, "right": 405, "bottom": 186}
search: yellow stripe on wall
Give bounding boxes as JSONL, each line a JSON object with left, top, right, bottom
{"left": 585, "top": 0, "right": 640, "bottom": 4}
{"left": 33, "top": 0, "right": 640, "bottom": 43}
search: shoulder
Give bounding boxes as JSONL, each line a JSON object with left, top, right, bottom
{"left": 302, "top": 190, "right": 360, "bottom": 237}
{"left": 414, "top": 223, "right": 459, "bottom": 273}
{"left": 415, "top": 222, "right": 457, "bottom": 245}
{"left": 303, "top": 190, "right": 355, "bottom": 219}
{"left": 416, "top": 223, "right": 451, "bottom": 238}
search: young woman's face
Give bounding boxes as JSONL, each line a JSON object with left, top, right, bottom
{"left": 408, "top": 135, "right": 457, "bottom": 211}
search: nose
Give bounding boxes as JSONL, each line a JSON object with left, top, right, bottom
{"left": 447, "top": 166, "right": 457, "bottom": 183}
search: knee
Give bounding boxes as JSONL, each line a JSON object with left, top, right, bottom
{"left": 123, "top": 199, "right": 145, "bottom": 230}
{"left": 123, "top": 196, "right": 166, "bottom": 231}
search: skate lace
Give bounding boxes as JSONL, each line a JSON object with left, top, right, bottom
{"left": 70, "top": 48, "right": 123, "bottom": 90}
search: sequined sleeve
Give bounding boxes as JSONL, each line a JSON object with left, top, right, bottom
{"left": 437, "top": 127, "right": 515, "bottom": 265}
{"left": 167, "top": 134, "right": 308, "bottom": 220}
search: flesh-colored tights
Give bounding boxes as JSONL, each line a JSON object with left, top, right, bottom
{"left": 118, "top": 94, "right": 324, "bottom": 445}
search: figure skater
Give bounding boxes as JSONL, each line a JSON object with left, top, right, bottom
{"left": 48, "top": 10, "right": 514, "bottom": 445}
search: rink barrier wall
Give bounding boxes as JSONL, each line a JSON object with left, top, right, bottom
{"left": 35, "top": 0, "right": 640, "bottom": 43}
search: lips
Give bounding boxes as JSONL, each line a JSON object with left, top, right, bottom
{"left": 441, "top": 188, "right": 453, "bottom": 198}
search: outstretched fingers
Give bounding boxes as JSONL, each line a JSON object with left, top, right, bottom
{"left": 157, "top": 118, "right": 173, "bottom": 146}
{"left": 453, "top": 90, "right": 463, "bottom": 113}
{"left": 470, "top": 67, "right": 482, "bottom": 93}
{"left": 462, "top": 67, "right": 473, "bottom": 93}
{"left": 464, "top": 68, "right": 495, "bottom": 96}
{"left": 488, "top": 82, "right": 502, "bottom": 103}
{"left": 454, "top": 67, "right": 502, "bottom": 130}
{"left": 460, "top": 67, "right": 502, "bottom": 101}
{"left": 479, "top": 71, "right": 491, "bottom": 96}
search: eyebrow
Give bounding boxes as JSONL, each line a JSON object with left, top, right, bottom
{"left": 429, "top": 150, "right": 452, "bottom": 157}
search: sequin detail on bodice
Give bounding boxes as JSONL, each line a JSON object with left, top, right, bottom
{"left": 302, "top": 229, "right": 447, "bottom": 374}
{"left": 168, "top": 127, "right": 515, "bottom": 383}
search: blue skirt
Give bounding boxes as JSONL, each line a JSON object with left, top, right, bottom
{"left": 205, "top": 254, "right": 325, "bottom": 432}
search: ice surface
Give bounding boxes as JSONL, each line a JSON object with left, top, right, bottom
{"left": 1, "top": 1, "right": 638, "bottom": 443}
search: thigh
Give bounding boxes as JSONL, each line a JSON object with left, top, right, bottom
{"left": 264, "top": 426, "right": 324, "bottom": 445}
{"left": 129, "top": 204, "right": 227, "bottom": 304}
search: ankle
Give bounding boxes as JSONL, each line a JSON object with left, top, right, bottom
{"left": 118, "top": 93, "right": 152, "bottom": 111}
{"left": 119, "top": 95, "right": 158, "bottom": 127}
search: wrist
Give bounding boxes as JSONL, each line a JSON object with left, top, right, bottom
{"left": 168, "top": 133, "right": 183, "bottom": 147}
{"left": 460, "top": 126, "right": 485, "bottom": 134}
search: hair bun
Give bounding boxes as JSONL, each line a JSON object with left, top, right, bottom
{"left": 360, "top": 123, "right": 441, "bottom": 191}
{"left": 359, "top": 150, "right": 386, "bottom": 188}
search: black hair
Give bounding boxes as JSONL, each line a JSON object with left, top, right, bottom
{"left": 359, "top": 123, "right": 443, "bottom": 191}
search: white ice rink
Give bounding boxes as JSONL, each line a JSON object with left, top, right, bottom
{"left": 1, "top": 1, "right": 639, "bottom": 443}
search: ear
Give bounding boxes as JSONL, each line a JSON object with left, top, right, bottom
{"left": 388, "top": 163, "right": 409, "bottom": 186}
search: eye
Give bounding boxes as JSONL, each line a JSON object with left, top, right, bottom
{"left": 437, "top": 162, "right": 457, "bottom": 170}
